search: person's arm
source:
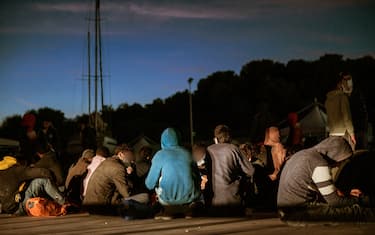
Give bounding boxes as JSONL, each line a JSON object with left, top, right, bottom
{"left": 312, "top": 166, "right": 358, "bottom": 207}
{"left": 21, "top": 166, "right": 53, "bottom": 181}
{"left": 145, "top": 154, "right": 162, "bottom": 190}
{"left": 236, "top": 148, "right": 255, "bottom": 177}
{"left": 112, "top": 164, "right": 130, "bottom": 198}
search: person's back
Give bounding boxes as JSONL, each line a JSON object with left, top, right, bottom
{"left": 145, "top": 128, "right": 200, "bottom": 205}
{"left": 207, "top": 125, "right": 254, "bottom": 207}
{"left": 83, "top": 157, "right": 130, "bottom": 207}
{"left": 278, "top": 136, "right": 356, "bottom": 208}
{"left": 34, "top": 149, "right": 64, "bottom": 187}
{"left": 325, "top": 90, "right": 353, "bottom": 136}
{"left": 208, "top": 143, "right": 254, "bottom": 206}
{"left": 82, "top": 147, "right": 109, "bottom": 196}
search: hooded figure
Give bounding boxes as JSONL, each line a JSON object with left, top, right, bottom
{"left": 278, "top": 136, "right": 356, "bottom": 208}
{"left": 145, "top": 128, "right": 200, "bottom": 205}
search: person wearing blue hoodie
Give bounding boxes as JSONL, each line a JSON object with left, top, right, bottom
{"left": 145, "top": 128, "right": 201, "bottom": 219}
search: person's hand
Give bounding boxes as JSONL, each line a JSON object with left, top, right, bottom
{"left": 337, "top": 189, "right": 345, "bottom": 197}
{"left": 350, "top": 189, "right": 362, "bottom": 197}
{"left": 268, "top": 173, "right": 278, "bottom": 181}
{"left": 126, "top": 166, "right": 133, "bottom": 175}
{"left": 201, "top": 175, "right": 208, "bottom": 190}
{"left": 349, "top": 134, "right": 356, "bottom": 147}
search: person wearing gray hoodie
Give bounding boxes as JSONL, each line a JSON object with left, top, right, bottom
{"left": 277, "top": 135, "right": 374, "bottom": 222}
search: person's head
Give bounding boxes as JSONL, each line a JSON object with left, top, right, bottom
{"left": 161, "top": 128, "right": 181, "bottom": 149}
{"left": 96, "top": 146, "right": 110, "bottom": 158}
{"left": 287, "top": 112, "right": 298, "bottom": 127}
{"left": 264, "top": 126, "right": 280, "bottom": 146}
{"left": 239, "top": 143, "right": 256, "bottom": 161}
{"left": 314, "top": 135, "right": 353, "bottom": 166}
{"left": 115, "top": 144, "right": 134, "bottom": 163}
{"left": 192, "top": 143, "right": 207, "bottom": 163}
{"left": 42, "top": 120, "right": 52, "bottom": 130}
{"left": 21, "top": 113, "right": 36, "bottom": 131}
{"left": 138, "top": 146, "right": 153, "bottom": 162}
{"left": 35, "top": 140, "right": 51, "bottom": 158}
{"left": 214, "top": 124, "right": 232, "bottom": 144}
{"left": 335, "top": 72, "right": 353, "bottom": 95}
{"left": 81, "top": 149, "right": 95, "bottom": 163}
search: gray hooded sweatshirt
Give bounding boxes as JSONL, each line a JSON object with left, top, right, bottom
{"left": 277, "top": 136, "right": 357, "bottom": 208}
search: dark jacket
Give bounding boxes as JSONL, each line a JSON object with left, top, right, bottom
{"left": 34, "top": 151, "right": 64, "bottom": 186}
{"left": 83, "top": 157, "right": 130, "bottom": 207}
{"left": 0, "top": 164, "right": 52, "bottom": 213}
{"left": 207, "top": 143, "right": 255, "bottom": 206}
{"left": 278, "top": 136, "right": 357, "bottom": 208}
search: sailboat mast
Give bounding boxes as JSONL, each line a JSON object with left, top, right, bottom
{"left": 87, "top": 31, "right": 91, "bottom": 124}
{"left": 94, "top": 0, "right": 99, "bottom": 131}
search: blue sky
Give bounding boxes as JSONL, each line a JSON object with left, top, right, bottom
{"left": 1, "top": 0, "right": 374, "bottom": 122}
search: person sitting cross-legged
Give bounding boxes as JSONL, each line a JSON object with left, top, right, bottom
{"left": 145, "top": 128, "right": 201, "bottom": 220}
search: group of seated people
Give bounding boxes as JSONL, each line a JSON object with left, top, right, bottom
{"left": 1, "top": 124, "right": 374, "bottom": 223}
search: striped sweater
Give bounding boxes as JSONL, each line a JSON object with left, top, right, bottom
{"left": 277, "top": 136, "right": 357, "bottom": 208}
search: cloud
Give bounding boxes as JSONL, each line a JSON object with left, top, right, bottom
{"left": 14, "top": 97, "right": 39, "bottom": 109}
{"left": 33, "top": 2, "right": 89, "bottom": 14}
{"left": 1, "top": 0, "right": 372, "bottom": 35}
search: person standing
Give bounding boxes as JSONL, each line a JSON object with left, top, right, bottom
{"left": 325, "top": 72, "right": 356, "bottom": 147}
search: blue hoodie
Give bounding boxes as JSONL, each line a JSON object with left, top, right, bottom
{"left": 145, "top": 128, "right": 201, "bottom": 205}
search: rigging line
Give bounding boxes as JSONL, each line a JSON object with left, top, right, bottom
{"left": 94, "top": 0, "right": 99, "bottom": 130}
{"left": 102, "top": 17, "right": 113, "bottom": 108}
{"left": 87, "top": 0, "right": 93, "bottom": 121}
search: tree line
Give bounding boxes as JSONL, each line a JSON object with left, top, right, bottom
{"left": 1, "top": 54, "right": 374, "bottom": 146}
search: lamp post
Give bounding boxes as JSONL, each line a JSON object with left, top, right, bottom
{"left": 188, "top": 78, "right": 194, "bottom": 147}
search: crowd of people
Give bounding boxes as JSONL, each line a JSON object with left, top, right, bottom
{"left": 1, "top": 72, "right": 374, "bottom": 223}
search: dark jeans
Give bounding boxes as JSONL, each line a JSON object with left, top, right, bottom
{"left": 118, "top": 199, "right": 156, "bottom": 220}
{"left": 279, "top": 203, "right": 375, "bottom": 223}
{"left": 16, "top": 178, "right": 65, "bottom": 215}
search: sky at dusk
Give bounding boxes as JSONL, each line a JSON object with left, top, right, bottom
{"left": 1, "top": 0, "right": 375, "bottom": 122}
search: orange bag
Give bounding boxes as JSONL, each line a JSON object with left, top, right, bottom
{"left": 25, "top": 197, "right": 67, "bottom": 217}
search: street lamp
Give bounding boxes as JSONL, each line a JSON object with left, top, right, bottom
{"left": 188, "top": 78, "right": 194, "bottom": 147}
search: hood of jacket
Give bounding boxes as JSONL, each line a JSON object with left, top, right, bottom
{"left": 314, "top": 136, "right": 353, "bottom": 162}
{"left": 161, "top": 128, "right": 180, "bottom": 149}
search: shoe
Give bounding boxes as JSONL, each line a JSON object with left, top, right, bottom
{"left": 154, "top": 212, "right": 173, "bottom": 220}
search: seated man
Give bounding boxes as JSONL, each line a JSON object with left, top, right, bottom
{"left": 277, "top": 135, "right": 375, "bottom": 223}
{"left": 145, "top": 128, "right": 201, "bottom": 219}
{"left": 34, "top": 141, "right": 65, "bottom": 187}
{"left": 83, "top": 145, "right": 149, "bottom": 216}
{"left": 207, "top": 125, "right": 255, "bottom": 215}
{"left": 82, "top": 147, "right": 110, "bottom": 197}
{"left": 0, "top": 156, "right": 65, "bottom": 215}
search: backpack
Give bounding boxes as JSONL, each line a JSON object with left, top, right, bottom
{"left": 25, "top": 197, "right": 67, "bottom": 216}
